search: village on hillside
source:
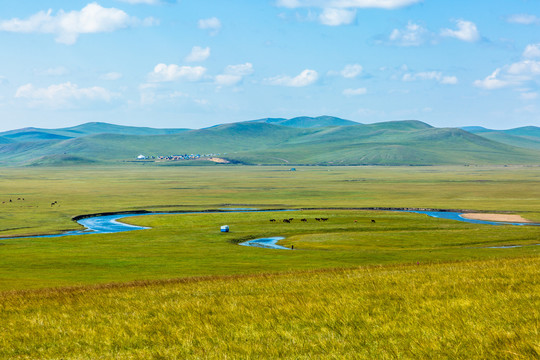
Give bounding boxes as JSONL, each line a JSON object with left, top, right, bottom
{"left": 136, "top": 153, "right": 229, "bottom": 163}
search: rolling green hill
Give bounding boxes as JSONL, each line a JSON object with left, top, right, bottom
{"left": 0, "top": 122, "right": 189, "bottom": 142}
{"left": 0, "top": 119, "right": 539, "bottom": 166}
{"left": 0, "top": 136, "right": 14, "bottom": 144}
{"left": 462, "top": 126, "right": 540, "bottom": 150}
{"left": 246, "top": 115, "right": 360, "bottom": 128}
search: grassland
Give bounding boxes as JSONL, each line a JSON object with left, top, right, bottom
{"left": 0, "top": 165, "right": 539, "bottom": 358}
{"left": 1, "top": 257, "right": 538, "bottom": 359}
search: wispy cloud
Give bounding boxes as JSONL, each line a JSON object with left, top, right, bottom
{"left": 388, "top": 21, "right": 430, "bottom": 46}
{"left": 278, "top": 0, "right": 419, "bottom": 26}
{"left": 100, "top": 72, "right": 123, "bottom": 80}
{"left": 506, "top": 14, "right": 540, "bottom": 25}
{"left": 215, "top": 63, "right": 254, "bottom": 86}
{"left": 148, "top": 64, "right": 207, "bottom": 82}
{"left": 319, "top": 8, "right": 356, "bottom": 26}
{"left": 277, "top": 0, "right": 421, "bottom": 10}
{"left": 36, "top": 66, "right": 69, "bottom": 76}
{"left": 15, "top": 82, "right": 118, "bottom": 108}
{"left": 402, "top": 71, "right": 458, "bottom": 84}
{"left": 185, "top": 46, "right": 211, "bottom": 62}
{"left": 198, "top": 17, "right": 221, "bottom": 35}
{"left": 117, "top": 0, "right": 162, "bottom": 4}
{"left": 343, "top": 87, "right": 367, "bottom": 96}
{"left": 265, "top": 69, "right": 319, "bottom": 87}
{"left": 340, "top": 64, "right": 363, "bottom": 78}
{"left": 523, "top": 43, "right": 540, "bottom": 59}
{"left": 0, "top": 2, "right": 157, "bottom": 45}
{"left": 440, "top": 19, "right": 480, "bottom": 42}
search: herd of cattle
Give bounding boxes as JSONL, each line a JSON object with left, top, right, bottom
{"left": 269, "top": 217, "right": 376, "bottom": 223}
{"left": 2, "top": 198, "right": 24, "bottom": 204}
{"left": 269, "top": 217, "right": 329, "bottom": 223}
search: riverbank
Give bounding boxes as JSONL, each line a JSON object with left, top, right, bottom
{"left": 461, "top": 213, "right": 532, "bottom": 223}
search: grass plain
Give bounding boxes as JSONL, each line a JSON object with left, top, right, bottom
{"left": 0, "top": 165, "right": 539, "bottom": 358}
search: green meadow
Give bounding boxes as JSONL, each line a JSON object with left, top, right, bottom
{"left": 0, "top": 165, "right": 539, "bottom": 358}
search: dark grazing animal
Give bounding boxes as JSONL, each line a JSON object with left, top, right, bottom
{"left": 269, "top": 219, "right": 276, "bottom": 222}
{"left": 371, "top": 219, "right": 376, "bottom": 223}
{"left": 301, "top": 218, "right": 307, "bottom": 222}
{"left": 283, "top": 219, "right": 290, "bottom": 223}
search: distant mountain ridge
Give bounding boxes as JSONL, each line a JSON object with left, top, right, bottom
{"left": 0, "top": 122, "right": 189, "bottom": 142}
{"left": 245, "top": 116, "right": 360, "bottom": 128}
{"left": 461, "top": 125, "right": 540, "bottom": 150}
{"left": 0, "top": 118, "right": 538, "bottom": 166}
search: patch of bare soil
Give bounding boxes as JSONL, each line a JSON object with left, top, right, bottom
{"left": 461, "top": 213, "right": 532, "bottom": 223}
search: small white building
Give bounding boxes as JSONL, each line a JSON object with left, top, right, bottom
{"left": 137, "top": 154, "right": 147, "bottom": 160}
{"left": 220, "top": 225, "right": 229, "bottom": 233}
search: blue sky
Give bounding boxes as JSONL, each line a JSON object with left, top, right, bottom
{"left": 0, "top": 0, "right": 539, "bottom": 131}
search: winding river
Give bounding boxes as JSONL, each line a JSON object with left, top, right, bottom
{"left": 1, "top": 208, "right": 538, "bottom": 250}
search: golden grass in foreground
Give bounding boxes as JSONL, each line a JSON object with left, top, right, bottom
{"left": 1, "top": 257, "right": 539, "bottom": 359}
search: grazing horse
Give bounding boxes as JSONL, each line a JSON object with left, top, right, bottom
{"left": 321, "top": 218, "right": 328, "bottom": 221}
{"left": 269, "top": 219, "right": 276, "bottom": 222}
{"left": 301, "top": 218, "right": 307, "bottom": 222}
{"left": 315, "top": 218, "right": 321, "bottom": 221}
{"left": 283, "top": 219, "right": 291, "bottom": 223}
{"left": 371, "top": 219, "right": 376, "bottom": 223}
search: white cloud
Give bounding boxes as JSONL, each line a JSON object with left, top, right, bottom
{"left": 215, "top": 63, "right": 254, "bottom": 86}
{"left": 319, "top": 8, "right": 356, "bottom": 26}
{"left": 100, "top": 72, "right": 123, "bottom": 80}
{"left": 441, "top": 19, "right": 480, "bottom": 42}
{"left": 440, "top": 76, "right": 458, "bottom": 85}
{"left": 265, "top": 69, "right": 319, "bottom": 87}
{"left": 37, "top": 66, "right": 69, "bottom": 76}
{"left": 473, "top": 69, "right": 513, "bottom": 90}
{"left": 402, "top": 71, "right": 458, "bottom": 84}
{"left": 523, "top": 44, "right": 540, "bottom": 59}
{"left": 474, "top": 44, "right": 540, "bottom": 90}
{"left": 0, "top": 3, "right": 156, "bottom": 45}
{"left": 185, "top": 46, "right": 210, "bottom": 62}
{"left": 149, "top": 64, "right": 207, "bottom": 82}
{"left": 507, "top": 60, "right": 540, "bottom": 76}
{"left": 277, "top": 0, "right": 421, "bottom": 9}
{"left": 169, "top": 91, "right": 188, "bottom": 99}
{"left": 340, "top": 64, "right": 363, "bottom": 78}
{"left": 215, "top": 74, "right": 243, "bottom": 86}
{"left": 389, "top": 21, "right": 429, "bottom": 46}
{"left": 521, "top": 92, "right": 538, "bottom": 100}
{"left": 343, "top": 87, "right": 367, "bottom": 96}
{"left": 198, "top": 17, "right": 221, "bottom": 35}
{"left": 15, "top": 82, "right": 117, "bottom": 107}
{"left": 506, "top": 14, "right": 540, "bottom": 25}
{"left": 117, "top": 0, "right": 160, "bottom": 4}
{"left": 224, "top": 63, "right": 255, "bottom": 76}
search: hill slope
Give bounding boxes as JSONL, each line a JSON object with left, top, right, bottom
{"left": 0, "top": 120, "right": 539, "bottom": 166}
{"left": 247, "top": 115, "right": 360, "bottom": 128}
{"left": 0, "top": 122, "right": 188, "bottom": 142}
{"left": 462, "top": 126, "right": 540, "bottom": 150}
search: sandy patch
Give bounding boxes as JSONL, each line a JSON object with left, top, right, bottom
{"left": 461, "top": 213, "right": 532, "bottom": 223}
{"left": 207, "top": 157, "right": 230, "bottom": 163}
